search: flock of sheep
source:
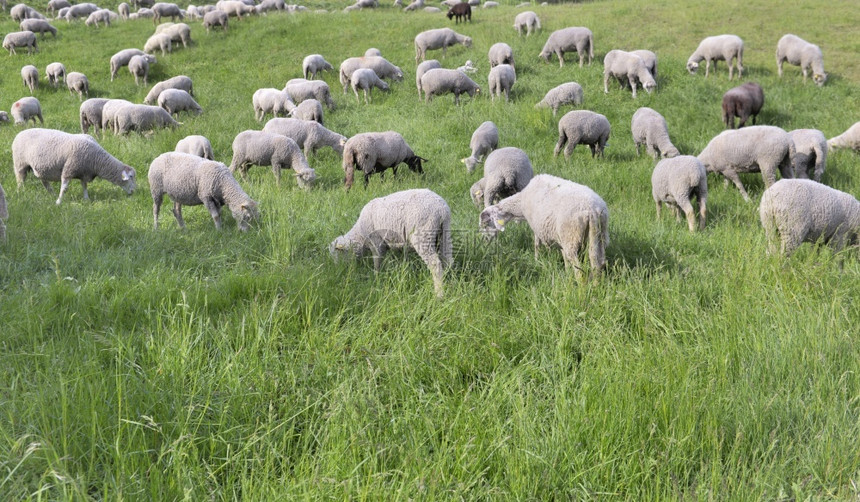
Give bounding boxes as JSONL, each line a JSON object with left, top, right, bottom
{"left": 1, "top": 0, "right": 860, "bottom": 297}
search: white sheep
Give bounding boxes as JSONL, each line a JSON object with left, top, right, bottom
{"left": 3, "top": 31, "right": 38, "bottom": 55}
{"left": 11, "top": 97, "right": 43, "bottom": 126}
{"left": 263, "top": 117, "right": 347, "bottom": 157}
{"left": 513, "top": 10, "right": 540, "bottom": 36}
{"left": 157, "top": 88, "right": 202, "bottom": 115}
{"left": 85, "top": 8, "right": 113, "bottom": 26}
{"left": 470, "top": 147, "right": 533, "bottom": 208}
{"left": 202, "top": 9, "right": 228, "bottom": 31}
{"left": 128, "top": 55, "right": 151, "bottom": 86}
{"left": 338, "top": 56, "right": 404, "bottom": 94}
{"left": 461, "top": 120, "right": 499, "bottom": 173}
{"left": 110, "top": 49, "right": 149, "bottom": 81}
{"left": 11, "top": 4, "right": 46, "bottom": 21}
{"left": 144, "top": 32, "right": 172, "bottom": 55}
{"left": 403, "top": 0, "right": 424, "bottom": 11}
{"left": 66, "top": 72, "right": 89, "bottom": 100}
{"left": 555, "top": 110, "right": 610, "bottom": 159}
{"left": 538, "top": 27, "right": 593, "bottom": 68}
{"left": 631, "top": 49, "right": 657, "bottom": 80}
{"left": 651, "top": 155, "right": 707, "bottom": 231}
{"left": 789, "top": 129, "right": 827, "bottom": 182}
{"left": 535, "top": 82, "right": 583, "bottom": 116}
{"left": 364, "top": 48, "right": 381, "bottom": 57}
{"left": 12, "top": 128, "right": 136, "bottom": 204}
{"left": 350, "top": 68, "right": 390, "bottom": 104}
{"left": 827, "top": 122, "right": 860, "bottom": 152}
{"left": 697, "top": 125, "right": 796, "bottom": 201}
{"left": 423, "top": 6, "right": 440, "bottom": 12}
{"left": 45, "top": 62, "right": 66, "bottom": 87}
{"left": 47, "top": 0, "right": 71, "bottom": 14}
{"left": 302, "top": 54, "right": 333, "bottom": 79}
{"left": 144, "top": 75, "right": 194, "bottom": 105}
{"left": 456, "top": 59, "right": 477, "bottom": 74}
{"left": 0, "top": 182, "right": 6, "bottom": 242}
{"left": 256, "top": 0, "right": 286, "bottom": 13}
{"left": 686, "top": 34, "right": 744, "bottom": 79}
{"left": 420, "top": 68, "right": 481, "bottom": 105}
{"left": 603, "top": 50, "right": 656, "bottom": 98}
{"left": 329, "top": 189, "right": 452, "bottom": 297}
{"left": 114, "top": 104, "right": 180, "bottom": 135}
{"left": 479, "top": 174, "right": 609, "bottom": 279}
{"left": 149, "top": 152, "right": 259, "bottom": 231}
{"left": 21, "top": 64, "right": 38, "bottom": 93}
{"left": 156, "top": 22, "right": 192, "bottom": 48}
{"left": 64, "top": 3, "right": 98, "bottom": 20}
{"left": 487, "top": 64, "right": 516, "bottom": 102}
{"left": 80, "top": 98, "right": 110, "bottom": 134}
{"left": 776, "top": 34, "right": 827, "bottom": 86}
{"left": 415, "top": 59, "right": 442, "bottom": 100}
{"left": 631, "top": 107, "right": 680, "bottom": 159}
{"left": 341, "top": 131, "right": 425, "bottom": 190}
{"left": 100, "top": 99, "right": 134, "bottom": 133}
{"left": 175, "top": 135, "right": 214, "bottom": 159}
{"left": 488, "top": 42, "right": 514, "bottom": 69}
{"left": 287, "top": 98, "right": 324, "bottom": 124}
{"left": 229, "top": 130, "right": 317, "bottom": 188}
{"left": 414, "top": 28, "right": 472, "bottom": 63}
{"left": 19, "top": 19, "right": 57, "bottom": 37}
{"left": 215, "top": 0, "right": 254, "bottom": 18}
{"left": 118, "top": 2, "right": 130, "bottom": 18}
{"left": 252, "top": 88, "right": 293, "bottom": 121}
{"left": 284, "top": 78, "right": 335, "bottom": 110}
{"left": 152, "top": 2, "right": 183, "bottom": 24}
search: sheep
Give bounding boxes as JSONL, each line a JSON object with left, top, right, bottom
{"left": 47, "top": 0, "right": 71, "bottom": 14}
{"left": 440, "top": 0, "right": 458, "bottom": 6}
{"left": 341, "top": 131, "right": 425, "bottom": 190}
{"left": 631, "top": 107, "right": 680, "bottom": 159}
{"left": 144, "top": 76, "right": 193, "bottom": 105}
{"left": 479, "top": 174, "right": 609, "bottom": 279}
{"left": 157, "top": 88, "right": 202, "bottom": 116}
{"left": 350, "top": 68, "right": 390, "bottom": 104}
{"left": 229, "top": 130, "right": 317, "bottom": 188}
{"left": 144, "top": 32, "right": 172, "bottom": 55}
{"left": 422, "top": 5, "right": 439, "bottom": 12}
{"left": 338, "top": 56, "right": 404, "bottom": 94}
{"left": 686, "top": 34, "right": 744, "bottom": 79}
{"left": 414, "top": 28, "right": 472, "bottom": 63}
{"left": 402, "top": 0, "right": 423, "bottom": 12}
{"left": 45, "top": 62, "right": 65, "bottom": 87}
{"left": 776, "top": 34, "right": 827, "bottom": 86}
{"left": 202, "top": 9, "right": 228, "bottom": 31}
{"left": 216, "top": 0, "right": 254, "bottom": 18}
{"left": 100, "top": 99, "right": 134, "bottom": 133}
{"left": 11, "top": 97, "right": 43, "bottom": 126}
{"left": 66, "top": 72, "right": 89, "bottom": 100}
{"left": 302, "top": 54, "right": 333, "bottom": 79}
{"left": 697, "top": 125, "right": 796, "bottom": 202}
{"left": 118, "top": 2, "right": 130, "bottom": 18}
{"left": 12, "top": 128, "right": 136, "bottom": 204}
{"left": 487, "top": 64, "right": 516, "bottom": 102}
{"left": 114, "top": 104, "right": 180, "bottom": 135}
{"left": 252, "top": 88, "right": 293, "bottom": 121}
{"left": 446, "top": 2, "right": 470, "bottom": 23}
{"left": 10, "top": 4, "right": 46, "bottom": 22}
{"left": 63, "top": 3, "right": 98, "bottom": 20}
{"left": 721, "top": 82, "right": 764, "bottom": 129}
{"left": 152, "top": 2, "right": 183, "bottom": 24}
{"left": 56, "top": 6, "right": 70, "bottom": 18}
{"left": 80, "top": 98, "right": 110, "bottom": 134}
{"left": 0, "top": 182, "right": 6, "bottom": 243}
{"left": 287, "top": 98, "right": 324, "bottom": 124}
{"left": 157, "top": 22, "right": 192, "bottom": 48}
{"left": 488, "top": 42, "right": 514, "bottom": 69}
{"left": 128, "top": 55, "right": 151, "bottom": 86}
{"left": 85, "top": 9, "right": 113, "bottom": 26}
{"left": 789, "top": 129, "right": 827, "bottom": 182}
{"left": 364, "top": 48, "right": 381, "bottom": 57}
{"left": 329, "top": 189, "right": 452, "bottom": 297}
{"left": 759, "top": 179, "right": 860, "bottom": 257}
{"left": 420, "top": 68, "right": 481, "bottom": 105}
{"left": 416, "top": 59, "right": 442, "bottom": 99}
{"left": 470, "top": 147, "right": 533, "bottom": 208}
{"left": 535, "top": 82, "right": 583, "bottom": 116}
{"left": 256, "top": 0, "right": 285, "bottom": 13}
{"left": 149, "top": 152, "right": 259, "bottom": 231}
{"left": 175, "top": 135, "right": 214, "bottom": 160}
{"left": 651, "top": 156, "right": 707, "bottom": 231}
{"left": 21, "top": 64, "right": 38, "bottom": 93}
{"left": 135, "top": 0, "right": 155, "bottom": 8}
{"left": 513, "top": 10, "right": 540, "bottom": 36}
{"left": 263, "top": 117, "right": 347, "bottom": 157}
{"left": 110, "top": 49, "right": 154, "bottom": 81}
{"left": 461, "top": 121, "right": 498, "bottom": 173}
{"left": 631, "top": 49, "right": 657, "bottom": 80}
{"left": 555, "top": 110, "right": 610, "bottom": 159}
{"left": 827, "top": 122, "right": 860, "bottom": 152}
{"left": 19, "top": 19, "right": 57, "bottom": 37}
{"left": 603, "top": 50, "right": 656, "bottom": 98}
{"left": 3, "top": 31, "right": 38, "bottom": 55}
{"left": 456, "top": 59, "right": 477, "bottom": 74}
{"left": 539, "top": 27, "right": 593, "bottom": 68}
{"left": 284, "top": 78, "right": 335, "bottom": 110}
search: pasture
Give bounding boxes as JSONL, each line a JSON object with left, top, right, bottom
{"left": 1, "top": 0, "right": 860, "bottom": 498}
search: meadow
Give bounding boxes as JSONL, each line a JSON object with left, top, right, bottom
{"left": 1, "top": 0, "right": 860, "bottom": 498}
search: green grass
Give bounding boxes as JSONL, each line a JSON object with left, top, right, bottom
{"left": 1, "top": 0, "right": 860, "bottom": 499}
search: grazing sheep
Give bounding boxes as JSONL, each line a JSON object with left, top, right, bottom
{"left": 144, "top": 32, "right": 172, "bottom": 55}
{"left": 697, "top": 125, "right": 796, "bottom": 201}
{"left": 535, "top": 82, "right": 583, "bottom": 116}
{"left": 110, "top": 49, "right": 153, "bottom": 81}
{"left": 351, "top": 68, "right": 390, "bottom": 103}
{"left": 402, "top": 0, "right": 423, "bottom": 12}
{"left": 470, "top": 147, "right": 533, "bottom": 208}
{"left": 263, "top": 117, "right": 347, "bottom": 157}
{"left": 776, "top": 34, "right": 827, "bottom": 86}
{"left": 216, "top": 0, "right": 255, "bottom": 18}
{"left": 631, "top": 49, "right": 657, "bottom": 80}
{"left": 118, "top": 2, "right": 130, "bottom": 18}
{"left": 157, "top": 22, "right": 192, "bottom": 48}
{"left": 152, "top": 2, "right": 183, "bottom": 23}
{"left": 423, "top": 6, "right": 441, "bottom": 13}
{"left": 446, "top": 2, "right": 470, "bottom": 23}
{"left": 13, "top": 128, "right": 136, "bottom": 204}
{"left": 827, "top": 122, "right": 860, "bottom": 152}
{"left": 85, "top": 8, "right": 113, "bottom": 26}
{"left": 416, "top": 59, "right": 442, "bottom": 99}
{"left": 229, "top": 130, "right": 316, "bottom": 188}
{"left": 721, "top": 82, "right": 764, "bottom": 129}
{"left": 487, "top": 64, "right": 516, "bottom": 102}
{"left": 175, "top": 135, "right": 214, "bottom": 159}
{"left": 47, "top": 0, "right": 71, "bottom": 14}
{"left": 10, "top": 4, "right": 46, "bottom": 21}
{"left": 144, "top": 76, "right": 194, "bottom": 104}
{"left": 128, "top": 55, "right": 150, "bottom": 86}
{"left": 63, "top": 3, "right": 98, "bottom": 20}
{"left": 341, "top": 131, "right": 425, "bottom": 190}
{"left": 338, "top": 56, "right": 404, "bottom": 93}
{"left": 414, "top": 27, "right": 472, "bottom": 63}
{"left": 149, "top": 152, "right": 259, "bottom": 231}
{"left": 19, "top": 19, "right": 57, "bottom": 37}
{"left": 457, "top": 59, "right": 477, "bottom": 74}
{"left": 287, "top": 98, "right": 324, "bottom": 124}
{"left": 11, "top": 97, "right": 43, "bottom": 126}
{"left": 603, "top": 50, "right": 656, "bottom": 98}
{"left": 329, "top": 189, "right": 452, "bottom": 297}
{"left": 252, "top": 88, "right": 293, "bottom": 121}
{"left": 539, "top": 27, "right": 593, "bottom": 68}
{"left": 202, "top": 9, "right": 228, "bottom": 31}
{"left": 760, "top": 179, "right": 860, "bottom": 257}
{"left": 302, "top": 54, "right": 333, "bottom": 79}
{"left": 631, "top": 107, "right": 680, "bottom": 159}
{"left": 284, "top": 78, "right": 335, "bottom": 109}
{"left": 420, "top": 68, "right": 481, "bottom": 105}
{"left": 100, "top": 99, "right": 134, "bottom": 133}
{"left": 21, "top": 64, "right": 38, "bottom": 93}
{"left": 488, "top": 42, "right": 514, "bottom": 69}
{"left": 0, "top": 182, "right": 6, "bottom": 242}
{"left": 555, "top": 110, "right": 610, "bottom": 159}
{"left": 479, "top": 174, "right": 609, "bottom": 279}
{"left": 66, "top": 72, "right": 89, "bottom": 100}
{"left": 513, "top": 10, "right": 540, "bottom": 36}
{"left": 789, "top": 129, "right": 827, "bottom": 182}
{"left": 158, "top": 88, "right": 202, "bottom": 115}
{"left": 114, "top": 104, "right": 180, "bottom": 135}
{"left": 461, "top": 120, "right": 499, "bottom": 173}
{"left": 45, "top": 62, "right": 65, "bottom": 87}
{"left": 79, "top": 98, "right": 110, "bottom": 134}
{"left": 686, "top": 34, "right": 744, "bottom": 79}
{"left": 256, "top": 0, "right": 285, "bottom": 13}
{"left": 651, "top": 156, "right": 707, "bottom": 231}
{"left": 3, "top": 31, "right": 38, "bottom": 55}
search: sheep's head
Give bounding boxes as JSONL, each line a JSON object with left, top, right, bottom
{"left": 685, "top": 61, "right": 699, "bottom": 74}
{"left": 643, "top": 78, "right": 657, "bottom": 94}
{"left": 329, "top": 235, "right": 362, "bottom": 259}
{"left": 461, "top": 156, "right": 479, "bottom": 174}
{"left": 463, "top": 36, "right": 472, "bottom": 48}
{"left": 232, "top": 200, "right": 260, "bottom": 231}
{"left": 470, "top": 179, "right": 484, "bottom": 208}
{"left": 295, "top": 167, "right": 317, "bottom": 190}
{"left": 662, "top": 146, "right": 681, "bottom": 159}
{"left": 405, "top": 156, "right": 425, "bottom": 174}
{"left": 479, "top": 206, "right": 509, "bottom": 240}
{"left": 538, "top": 49, "right": 550, "bottom": 62}
{"left": 814, "top": 73, "right": 827, "bottom": 87}
{"left": 392, "top": 69, "right": 404, "bottom": 82}
{"left": 144, "top": 54, "right": 158, "bottom": 64}
{"left": 120, "top": 166, "right": 137, "bottom": 194}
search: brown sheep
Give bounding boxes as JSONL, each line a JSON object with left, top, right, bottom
{"left": 721, "top": 82, "right": 764, "bottom": 129}
{"left": 446, "top": 2, "right": 470, "bottom": 23}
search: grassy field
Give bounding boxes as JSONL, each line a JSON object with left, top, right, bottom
{"left": 1, "top": 0, "right": 860, "bottom": 499}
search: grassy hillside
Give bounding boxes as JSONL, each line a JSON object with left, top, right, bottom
{"left": 1, "top": 0, "right": 860, "bottom": 499}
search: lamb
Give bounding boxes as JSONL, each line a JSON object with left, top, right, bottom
{"left": 21, "top": 64, "right": 38, "bottom": 93}
{"left": 0, "top": 182, "right": 6, "bottom": 242}
{"left": 10, "top": 4, "right": 46, "bottom": 22}
{"left": 631, "top": 49, "right": 657, "bottom": 80}
{"left": 341, "top": 131, "right": 425, "bottom": 190}
{"left": 157, "top": 22, "right": 192, "bottom": 48}
{"left": 66, "top": 72, "right": 89, "bottom": 100}
{"left": 603, "top": 50, "right": 656, "bottom": 98}
{"left": 12, "top": 128, "right": 136, "bottom": 204}
{"left": 789, "top": 129, "right": 827, "bottom": 182}
{"left": 45, "top": 62, "right": 65, "bottom": 87}
{"left": 114, "top": 104, "right": 180, "bottom": 134}
{"left": 487, "top": 64, "right": 516, "bottom": 102}
{"left": 470, "top": 147, "right": 533, "bottom": 208}
{"left": 287, "top": 98, "right": 324, "bottom": 124}
{"left": 631, "top": 107, "right": 680, "bottom": 159}
{"left": 79, "top": 98, "right": 109, "bottom": 134}
{"left": 149, "top": 152, "right": 259, "bottom": 231}
{"left": 538, "top": 27, "right": 593, "bottom": 68}
{"left": 827, "top": 122, "right": 860, "bottom": 152}
{"left": 144, "top": 76, "right": 194, "bottom": 104}
{"left": 85, "top": 8, "right": 113, "bottom": 26}
{"left": 420, "top": 68, "right": 481, "bottom": 105}
{"left": 11, "top": 97, "right": 43, "bottom": 126}
{"left": 697, "top": 125, "right": 796, "bottom": 201}
{"left": 252, "top": 88, "right": 293, "bottom": 121}
{"left": 415, "top": 59, "right": 442, "bottom": 99}
{"left": 338, "top": 56, "right": 404, "bottom": 94}
{"left": 110, "top": 49, "right": 154, "bottom": 81}
{"left": 446, "top": 2, "right": 470, "bottom": 23}
{"left": 651, "top": 156, "right": 707, "bottom": 231}
{"left": 229, "top": 130, "right": 317, "bottom": 188}
{"left": 329, "top": 189, "right": 452, "bottom": 297}
{"left": 19, "top": 19, "right": 57, "bottom": 37}
{"left": 158, "top": 88, "right": 202, "bottom": 115}
{"left": 263, "top": 117, "right": 347, "bottom": 157}
{"left": 488, "top": 42, "right": 514, "bottom": 69}
{"left": 350, "top": 68, "right": 390, "bottom": 104}
{"left": 3, "top": 31, "right": 38, "bottom": 55}
{"left": 100, "top": 99, "right": 134, "bottom": 133}
{"left": 721, "top": 82, "right": 764, "bottom": 129}
{"left": 776, "top": 34, "right": 827, "bottom": 86}
{"left": 461, "top": 120, "right": 498, "bottom": 173}
{"left": 144, "top": 32, "right": 172, "bottom": 55}
{"left": 456, "top": 59, "right": 477, "bottom": 74}
{"left": 47, "top": 0, "right": 71, "bottom": 14}
{"left": 302, "top": 54, "right": 333, "bottom": 79}
{"left": 759, "top": 179, "right": 860, "bottom": 257}
{"left": 554, "top": 110, "right": 610, "bottom": 159}
{"left": 535, "top": 82, "right": 583, "bottom": 116}
{"left": 63, "top": 3, "right": 98, "bottom": 20}
{"left": 152, "top": 2, "right": 183, "bottom": 24}
{"left": 128, "top": 55, "right": 151, "bottom": 86}
{"left": 175, "top": 135, "right": 214, "bottom": 160}
{"left": 414, "top": 28, "right": 472, "bottom": 63}
{"left": 686, "top": 34, "right": 744, "bottom": 79}
{"left": 284, "top": 78, "right": 335, "bottom": 110}
{"left": 513, "top": 10, "right": 540, "bottom": 36}
{"left": 202, "top": 9, "right": 228, "bottom": 31}
{"left": 479, "top": 174, "right": 609, "bottom": 279}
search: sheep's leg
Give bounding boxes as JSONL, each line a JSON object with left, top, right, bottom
{"left": 565, "top": 137, "right": 578, "bottom": 159}
{"left": 204, "top": 199, "right": 222, "bottom": 230}
{"left": 272, "top": 165, "right": 281, "bottom": 186}
{"left": 629, "top": 76, "right": 638, "bottom": 98}
{"left": 557, "top": 50, "right": 564, "bottom": 68}
{"left": 602, "top": 72, "right": 610, "bottom": 94}
{"left": 704, "top": 59, "right": 710, "bottom": 78}
{"left": 722, "top": 170, "right": 750, "bottom": 202}
{"left": 728, "top": 58, "right": 734, "bottom": 80}
{"left": 80, "top": 180, "right": 89, "bottom": 201}
{"left": 413, "top": 239, "right": 445, "bottom": 297}
{"left": 364, "top": 89, "right": 370, "bottom": 105}
{"left": 553, "top": 133, "right": 567, "bottom": 157}
{"left": 777, "top": 58, "right": 784, "bottom": 77}
{"left": 153, "top": 195, "right": 163, "bottom": 229}
{"left": 562, "top": 226, "right": 586, "bottom": 280}
{"left": 635, "top": 141, "right": 642, "bottom": 156}
{"left": 677, "top": 197, "right": 697, "bottom": 232}
{"left": 697, "top": 192, "right": 707, "bottom": 230}
{"left": 56, "top": 179, "right": 71, "bottom": 205}
{"left": 802, "top": 66, "right": 808, "bottom": 82}
{"left": 172, "top": 201, "right": 187, "bottom": 229}
{"left": 655, "top": 200, "right": 662, "bottom": 220}
{"left": 40, "top": 179, "right": 54, "bottom": 193}
{"left": 533, "top": 234, "right": 541, "bottom": 260}
{"left": 353, "top": 86, "right": 360, "bottom": 103}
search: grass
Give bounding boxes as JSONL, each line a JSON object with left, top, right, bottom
{"left": 1, "top": 0, "right": 860, "bottom": 499}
